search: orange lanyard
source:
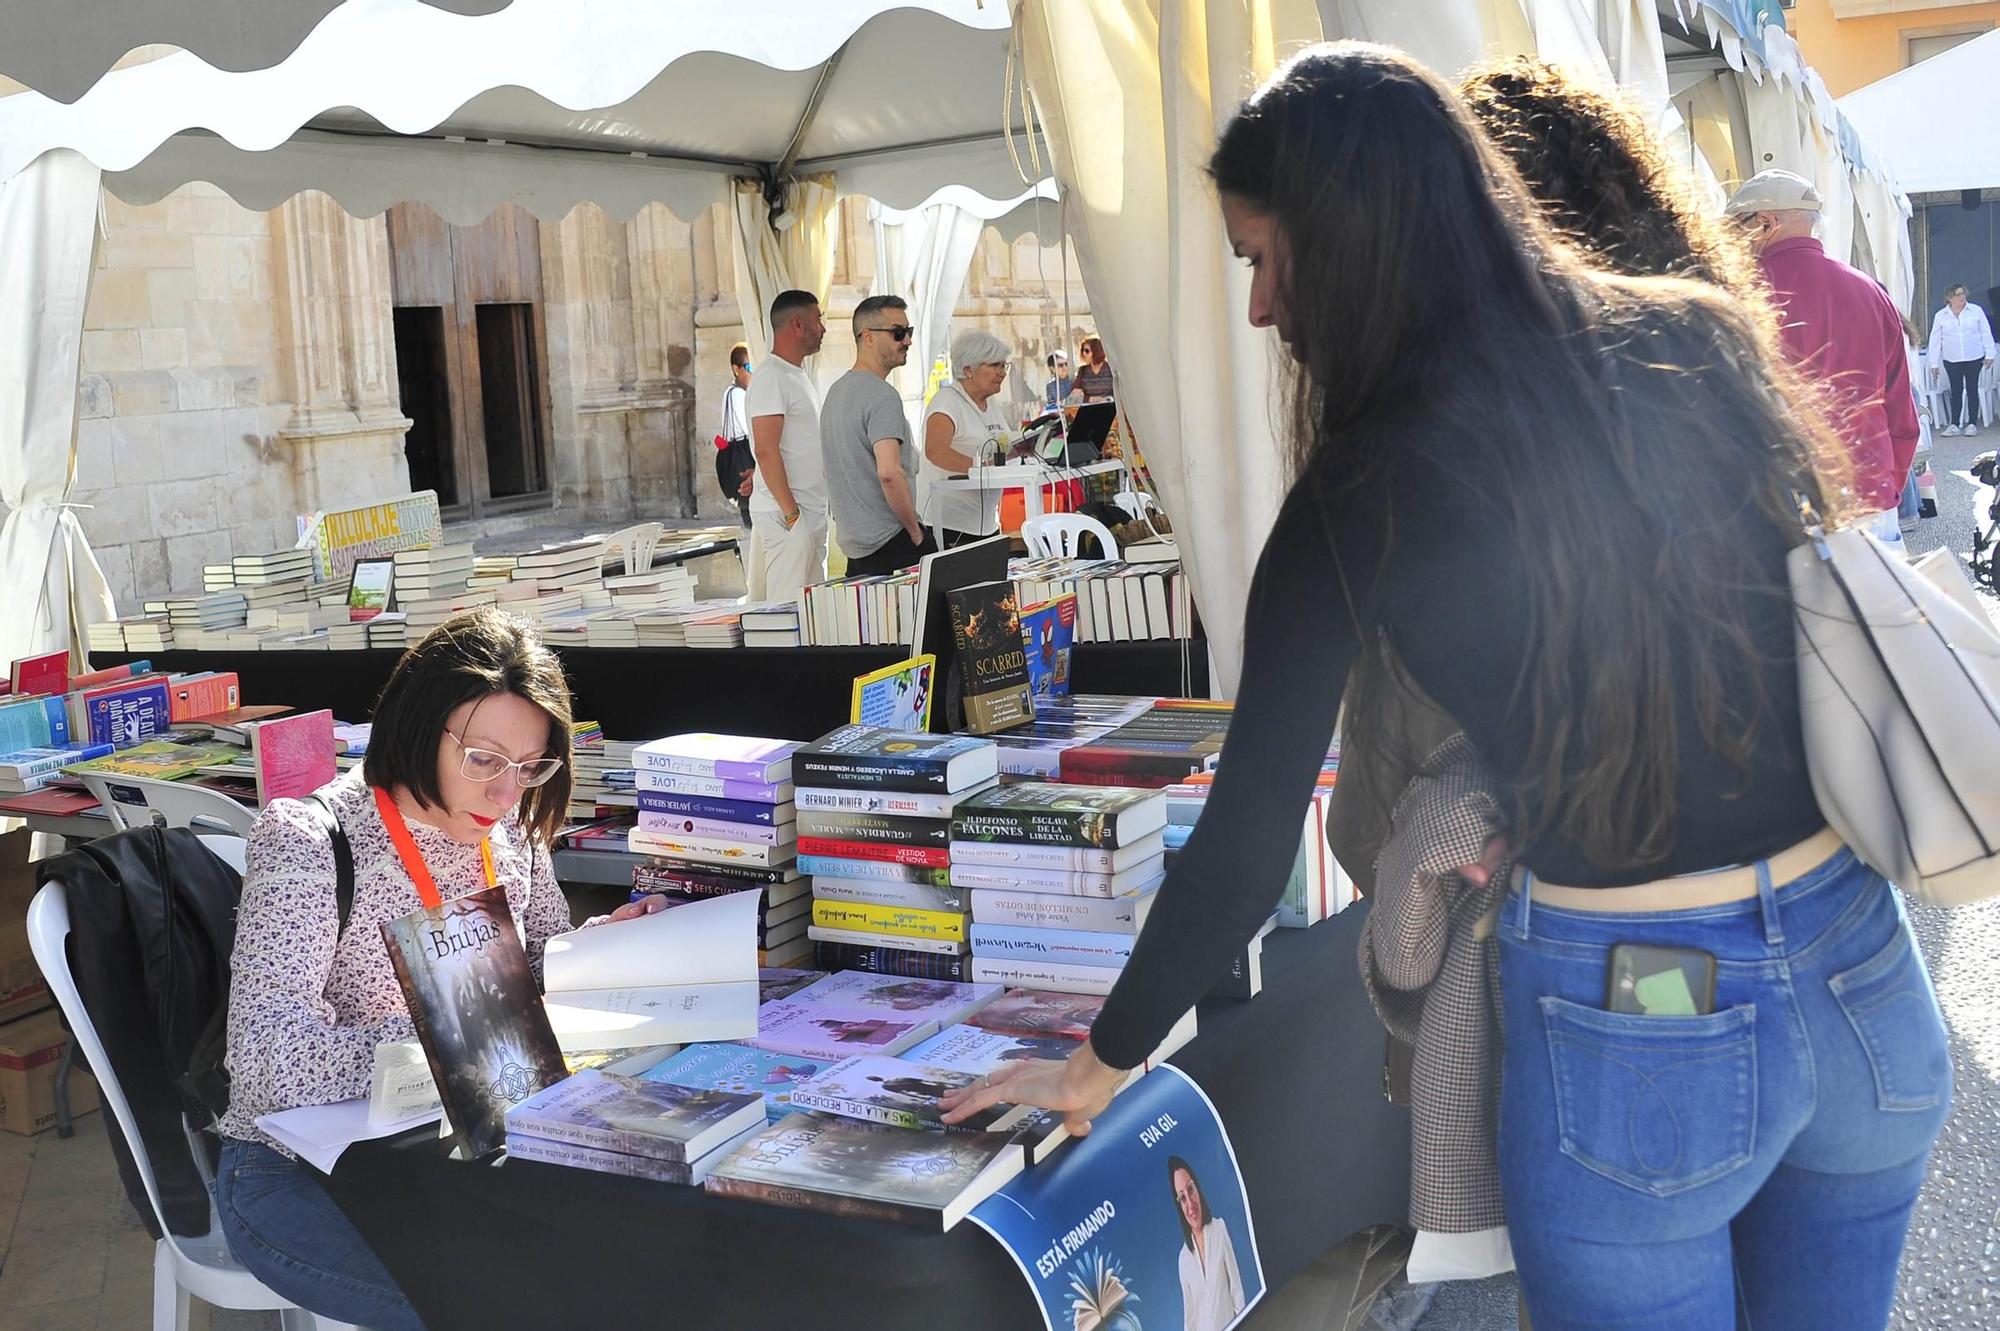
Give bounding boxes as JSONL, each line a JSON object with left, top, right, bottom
{"left": 372, "top": 785, "right": 495, "bottom": 909}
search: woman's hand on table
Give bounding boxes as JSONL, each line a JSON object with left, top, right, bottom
{"left": 938, "top": 1039, "right": 1128, "bottom": 1138}
{"left": 581, "top": 894, "right": 672, "bottom": 929}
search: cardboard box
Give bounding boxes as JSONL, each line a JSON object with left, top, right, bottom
{"left": 0, "top": 1008, "right": 98, "bottom": 1134}
{"left": 0, "top": 829, "right": 50, "bottom": 1023}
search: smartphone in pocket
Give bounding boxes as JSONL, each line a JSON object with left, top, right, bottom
{"left": 1605, "top": 943, "right": 1718, "bottom": 1016}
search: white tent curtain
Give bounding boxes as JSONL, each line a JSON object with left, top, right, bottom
{"left": 1016, "top": 0, "right": 1322, "bottom": 698}
{"left": 870, "top": 200, "right": 988, "bottom": 438}
{"left": 0, "top": 149, "right": 116, "bottom": 669}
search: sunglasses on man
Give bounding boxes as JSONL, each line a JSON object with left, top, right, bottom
{"left": 867, "top": 325, "right": 915, "bottom": 341}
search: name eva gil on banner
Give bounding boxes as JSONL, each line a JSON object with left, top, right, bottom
{"left": 971, "top": 1065, "right": 1264, "bottom": 1331}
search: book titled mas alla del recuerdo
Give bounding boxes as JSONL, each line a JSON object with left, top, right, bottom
{"left": 380, "top": 885, "right": 569, "bottom": 1160}
{"left": 946, "top": 580, "right": 1033, "bottom": 736}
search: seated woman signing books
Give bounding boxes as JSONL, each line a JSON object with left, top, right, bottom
{"left": 212, "top": 607, "right": 661, "bottom": 1331}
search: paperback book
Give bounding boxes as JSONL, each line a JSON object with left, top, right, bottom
{"left": 969, "top": 888, "right": 1159, "bottom": 935}
{"left": 747, "top": 998, "right": 938, "bottom": 1060}
{"left": 503, "top": 1069, "right": 765, "bottom": 1164}
{"left": 968, "top": 923, "right": 1137, "bottom": 968}
{"left": 632, "top": 734, "right": 801, "bottom": 784}
{"left": 504, "top": 1124, "right": 762, "bottom": 1184}
{"left": 793, "top": 726, "right": 998, "bottom": 795}
{"left": 947, "top": 832, "right": 1165, "bottom": 875}
{"left": 811, "top": 876, "right": 969, "bottom": 915}
{"left": 795, "top": 837, "right": 947, "bottom": 869}
{"left": 811, "top": 941, "right": 975, "bottom": 983}
{"left": 703, "top": 1111, "right": 1024, "bottom": 1230}
{"left": 642, "top": 1042, "right": 831, "bottom": 1123}
{"left": 809, "top": 900, "right": 967, "bottom": 942}
{"left": 968, "top": 989, "right": 1107, "bottom": 1042}
{"left": 788, "top": 1055, "right": 1037, "bottom": 1134}
{"left": 797, "top": 855, "right": 950, "bottom": 888}
{"left": 804, "top": 925, "right": 968, "bottom": 957}
{"left": 379, "top": 886, "right": 569, "bottom": 1159}
{"left": 635, "top": 811, "right": 798, "bottom": 847}
{"left": 949, "top": 860, "right": 1166, "bottom": 901}
{"left": 793, "top": 811, "right": 951, "bottom": 848}
{"left": 793, "top": 779, "right": 997, "bottom": 818}
{"left": 945, "top": 580, "right": 1033, "bottom": 735}
{"left": 969, "top": 957, "right": 1121, "bottom": 996}
{"left": 633, "top": 769, "right": 794, "bottom": 804}
{"left": 950, "top": 783, "right": 1168, "bottom": 850}
{"left": 633, "top": 791, "right": 794, "bottom": 826}
{"left": 790, "top": 970, "right": 1001, "bottom": 1027}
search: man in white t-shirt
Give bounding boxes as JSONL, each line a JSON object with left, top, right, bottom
{"left": 747, "top": 289, "right": 829, "bottom": 601}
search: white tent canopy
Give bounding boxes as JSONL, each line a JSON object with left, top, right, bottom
{"left": 0, "top": 0, "right": 508, "bottom": 104}
{"left": 1838, "top": 29, "right": 2000, "bottom": 196}
{"left": 0, "top": 0, "right": 1040, "bottom": 225}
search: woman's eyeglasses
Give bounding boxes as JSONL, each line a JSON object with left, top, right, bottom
{"left": 449, "top": 730, "right": 564, "bottom": 786}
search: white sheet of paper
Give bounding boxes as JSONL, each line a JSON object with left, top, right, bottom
{"left": 542, "top": 980, "right": 759, "bottom": 1053}
{"left": 541, "top": 887, "right": 760, "bottom": 993}
{"left": 256, "top": 1098, "right": 443, "bottom": 1175}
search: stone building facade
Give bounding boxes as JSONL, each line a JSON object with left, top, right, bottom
{"left": 60, "top": 184, "right": 1093, "bottom": 608}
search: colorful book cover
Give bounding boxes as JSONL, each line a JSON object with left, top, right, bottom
{"left": 632, "top": 734, "right": 801, "bottom": 783}
{"left": 379, "top": 885, "right": 569, "bottom": 1159}
{"left": 797, "top": 855, "right": 951, "bottom": 888}
{"left": 1018, "top": 594, "right": 1076, "bottom": 700}
{"left": 66, "top": 737, "right": 243, "bottom": 781}
{"left": 811, "top": 941, "right": 975, "bottom": 983}
{"left": 946, "top": 581, "right": 1034, "bottom": 735}
{"left": 758, "top": 968, "right": 824, "bottom": 1003}
{"left": 702, "top": 1111, "right": 1023, "bottom": 1230}
{"left": 632, "top": 769, "right": 793, "bottom": 803}
{"left": 793, "top": 726, "right": 999, "bottom": 795}
{"left": 796, "top": 836, "right": 948, "bottom": 869}
{"left": 0, "top": 745, "right": 112, "bottom": 781}
{"left": 249, "top": 710, "right": 337, "bottom": 803}
{"left": 633, "top": 791, "right": 793, "bottom": 826}
{"left": 968, "top": 1065, "right": 1266, "bottom": 1330}
{"left": 849, "top": 655, "right": 936, "bottom": 732}
{"left": 810, "top": 900, "right": 968, "bottom": 942}
{"left": 84, "top": 680, "right": 171, "bottom": 749}
{"left": 794, "top": 810, "right": 951, "bottom": 847}
{"left": 790, "top": 970, "right": 1001, "bottom": 1026}
{"left": 1, "top": 695, "right": 73, "bottom": 752}
{"left": 168, "top": 672, "right": 241, "bottom": 723}
{"left": 67, "top": 661, "right": 149, "bottom": 692}
{"left": 789, "top": 1055, "right": 1034, "bottom": 1133}
{"left": 747, "top": 998, "right": 938, "bottom": 1061}
{"left": 904, "top": 1022, "right": 1082, "bottom": 1073}
{"left": 642, "top": 1042, "right": 831, "bottom": 1123}
{"left": 794, "top": 779, "right": 996, "bottom": 818}
{"left": 502, "top": 1068, "right": 764, "bottom": 1164}
{"left": 968, "top": 989, "right": 1108, "bottom": 1042}
{"left": 8, "top": 652, "right": 66, "bottom": 699}
{"left": 951, "top": 783, "right": 1168, "bottom": 850}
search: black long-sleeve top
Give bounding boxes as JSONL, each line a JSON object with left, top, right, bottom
{"left": 1087, "top": 391, "right": 1823, "bottom": 1070}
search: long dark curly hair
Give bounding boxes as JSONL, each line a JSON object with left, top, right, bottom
{"left": 1459, "top": 58, "right": 1760, "bottom": 300}
{"left": 1210, "top": 43, "right": 1853, "bottom": 872}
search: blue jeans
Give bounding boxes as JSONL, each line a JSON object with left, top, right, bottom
{"left": 1496, "top": 849, "right": 1950, "bottom": 1329}
{"left": 213, "top": 1138, "right": 425, "bottom": 1331}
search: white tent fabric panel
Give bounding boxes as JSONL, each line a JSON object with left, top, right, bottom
{"left": 0, "top": 0, "right": 507, "bottom": 105}
{"left": 1839, "top": 28, "right": 2000, "bottom": 196}
{"left": 0, "top": 149, "right": 116, "bottom": 669}
{"left": 0, "top": 0, "right": 1029, "bottom": 218}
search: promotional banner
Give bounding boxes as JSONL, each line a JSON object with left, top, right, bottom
{"left": 299, "top": 490, "right": 444, "bottom": 581}
{"left": 971, "top": 1064, "right": 1264, "bottom": 1331}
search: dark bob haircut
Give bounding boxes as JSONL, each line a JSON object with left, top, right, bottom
{"left": 363, "top": 606, "right": 574, "bottom": 847}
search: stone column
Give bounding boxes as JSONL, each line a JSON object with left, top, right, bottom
{"left": 270, "top": 192, "right": 413, "bottom": 513}
{"left": 626, "top": 203, "right": 697, "bottom": 519}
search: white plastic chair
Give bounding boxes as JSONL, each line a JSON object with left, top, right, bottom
{"left": 28, "top": 880, "right": 358, "bottom": 1331}
{"left": 1110, "top": 490, "right": 1160, "bottom": 521}
{"left": 601, "top": 522, "right": 664, "bottom": 576}
{"left": 1022, "top": 513, "right": 1120, "bottom": 561}
{"left": 78, "top": 774, "right": 255, "bottom": 838}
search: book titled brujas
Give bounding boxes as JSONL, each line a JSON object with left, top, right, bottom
{"left": 380, "top": 885, "right": 569, "bottom": 1160}
{"left": 945, "top": 580, "right": 1034, "bottom": 735}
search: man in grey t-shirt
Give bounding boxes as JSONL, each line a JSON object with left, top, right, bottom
{"left": 820, "top": 294, "right": 936, "bottom": 576}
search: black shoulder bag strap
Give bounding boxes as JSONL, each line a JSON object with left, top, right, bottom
{"left": 297, "top": 792, "right": 355, "bottom": 931}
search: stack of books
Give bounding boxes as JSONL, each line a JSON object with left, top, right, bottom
{"left": 399, "top": 587, "right": 497, "bottom": 637}
{"left": 1164, "top": 755, "right": 1354, "bottom": 931}
{"left": 509, "top": 539, "right": 605, "bottom": 592}
{"left": 469, "top": 553, "right": 518, "bottom": 589}
{"left": 231, "top": 548, "right": 316, "bottom": 587}
{"left": 627, "top": 734, "right": 808, "bottom": 966}
{"left": 799, "top": 572, "right": 919, "bottom": 646}
{"left": 631, "top": 856, "right": 811, "bottom": 968}
{"left": 638, "top": 1039, "right": 832, "bottom": 1125}
{"left": 393, "top": 543, "right": 475, "bottom": 602}
{"left": 744, "top": 970, "right": 1000, "bottom": 1062}
{"left": 794, "top": 727, "right": 999, "bottom": 983}
{"left": 326, "top": 619, "right": 371, "bottom": 650}
{"left": 239, "top": 581, "right": 310, "bottom": 626}
{"left": 582, "top": 609, "right": 647, "bottom": 648}
{"left": 122, "top": 618, "right": 175, "bottom": 652}
{"left": 603, "top": 566, "right": 697, "bottom": 611}
{"left": 741, "top": 602, "right": 803, "bottom": 649}
{"left": 949, "top": 783, "right": 1168, "bottom": 996}
{"left": 502, "top": 1069, "right": 766, "bottom": 1184}
{"left": 682, "top": 610, "right": 744, "bottom": 649}
{"left": 166, "top": 591, "right": 248, "bottom": 636}
{"left": 566, "top": 722, "right": 638, "bottom": 817}
{"left": 1056, "top": 698, "right": 1231, "bottom": 787}
{"left": 202, "top": 563, "right": 236, "bottom": 592}
{"left": 366, "top": 613, "right": 410, "bottom": 649}
{"left": 986, "top": 693, "right": 1152, "bottom": 779}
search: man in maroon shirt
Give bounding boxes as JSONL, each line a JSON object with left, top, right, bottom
{"left": 1726, "top": 169, "right": 1919, "bottom": 517}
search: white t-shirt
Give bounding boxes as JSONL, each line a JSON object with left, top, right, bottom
{"left": 920, "top": 381, "right": 1014, "bottom": 536}
{"left": 746, "top": 355, "right": 826, "bottom": 518}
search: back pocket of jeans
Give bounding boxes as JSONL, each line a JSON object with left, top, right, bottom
{"left": 1829, "top": 925, "right": 1950, "bottom": 1112}
{"left": 1543, "top": 997, "right": 1757, "bottom": 1197}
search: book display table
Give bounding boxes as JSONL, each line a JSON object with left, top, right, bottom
{"left": 96, "top": 643, "right": 1208, "bottom": 738}
{"left": 316, "top": 906, "right": 1407, "bottom": 1331}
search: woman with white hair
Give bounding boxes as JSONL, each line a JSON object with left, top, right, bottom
{"left": 921, "top": 329, "right": 1017, "bottom": 545}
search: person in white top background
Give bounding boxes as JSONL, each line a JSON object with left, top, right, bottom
{"left": 1169, "top": 1155, "right": 1245, "bottom": 1331}
{"left": 747, "top": 289, "right": 830, "bottom": 600}
{"left": 920, "top": 329, "right": 1018, "bottom": 546}
{"left": 1927, "top": 283, "right": 1994, "bottom": 437}
{"left": 717, "top": 342, "right": 755, "bottom": 532}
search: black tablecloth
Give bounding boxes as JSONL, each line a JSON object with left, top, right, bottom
{"left": 99, "top": 643, "right": 1208, "bottom": 740}
{"left": 317, "top": 906, "right": 1408, "bottom": 1331}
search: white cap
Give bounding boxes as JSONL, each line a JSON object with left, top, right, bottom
{"left": 1725, "top": 169, "right": 1822, "bottom": 217}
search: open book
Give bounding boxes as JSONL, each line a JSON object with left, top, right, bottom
{"left": 540, "top": 889, "right": 761, "bottom": 1053}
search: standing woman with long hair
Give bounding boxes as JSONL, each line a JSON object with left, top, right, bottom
{"left": 946, "top": 44, "right": 1950, "bottom": 1329}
